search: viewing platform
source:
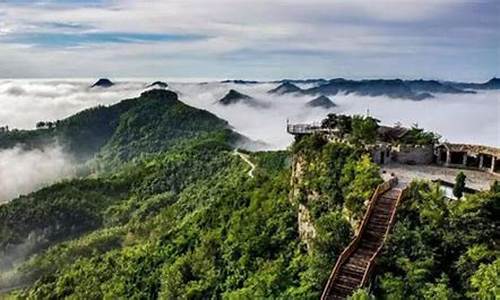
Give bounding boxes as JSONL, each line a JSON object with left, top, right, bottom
{"left": 286, "top": 122, "right": 338, "bottom": 135}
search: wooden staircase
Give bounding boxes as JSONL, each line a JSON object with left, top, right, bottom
{"left": 321, "top": 179, "right": 406, "bottom": 300}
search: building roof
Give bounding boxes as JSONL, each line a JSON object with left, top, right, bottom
{"left": 438, "top": 143, "right": 500, "bottom": 157}
{"left": 376, "top": 125, "right": 410, "bottom": 140}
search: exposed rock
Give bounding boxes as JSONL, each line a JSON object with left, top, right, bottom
{"left": 289, "top": 154, "right": 317, "bottom": 252}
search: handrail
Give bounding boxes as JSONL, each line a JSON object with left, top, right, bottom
{"left": 360, "top": 185, "right": 407, "bottom": 286}
{"left": 320, "top": 178, "right": 397, "bottom": 300}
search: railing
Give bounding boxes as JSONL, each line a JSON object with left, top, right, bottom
{"left": 286, "top": 123, "right": 338, "bottom": 135}
{"left": 320, "top": 178, "right": 398, "bottom": 300}
{"left": 360, "top": 185, "right": 407, "bottom": 287}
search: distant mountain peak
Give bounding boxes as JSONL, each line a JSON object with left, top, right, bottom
{"left": 306, "top": 95, "right": 336, "bottom": 109}
{"left": 486, "top": 77, "right": 500, "bottom": 85}
{"left": 218, "top": 89, "right": 251, "bottom": 105}
{"left": 218, "top": 89, "right": 267, "bottom": 108}
{"left": 147, "top": 81, "right": 168, "bottom": 88}
{"left": 268, "top": 82, "right": 302, "bottom": 95}
{"left": 91, "top": 78, "right": 114, "bottom": 88}
{"left": 140, "top": 88, "right": 178, "bottom": 100}
{"left": 220, "top": 79, "right": 259, "bottom": 84}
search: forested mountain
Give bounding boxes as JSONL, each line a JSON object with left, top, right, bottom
{"left": 0, "top": 91, "right": 498, "bottom": 299}
{"left": 0, "top": 89, "right": 236, "bottom": 165}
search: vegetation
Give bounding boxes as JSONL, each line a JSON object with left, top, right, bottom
{"left": 399, "top": 124, "right": 440, "bottom": 145}
{"left": 453, "top": 171, "right": 467, "bottom": 199}
{"left": 320, "top": 114, "right": 439, "bottom": 145}
{"left": 0, "top": 95, "right": 496, "bottom": 299}
{"left": 373, "top": 181, "right": 500, "bottom": 299}
{"left": 350, "top": 115, "right": 380, "bottom": 144}
{"left": 0, "top": 89, "right": 235, "bottom": 166}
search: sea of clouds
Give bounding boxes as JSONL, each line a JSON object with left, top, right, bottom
{"left": 0, "top": 79, "right": 499, "bottom": 203}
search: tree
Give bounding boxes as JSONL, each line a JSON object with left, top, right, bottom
{"left": 342, "top": 155, "right": 383, "bottom": 221}
{"left": 453, "top": 172, "right": 466, "bottom": 199}
{"left": 351, "top": 115, "right": 379, "bottom": 144}
{"left": 468, "top": 258, "right": 500, "bottom": 299}
{"left": 321, "top": 114, "right": 352, "bottom": 137}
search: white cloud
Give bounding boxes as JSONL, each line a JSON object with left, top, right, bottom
{"left": 0, "top": 0, "right": 497, "bottom": 80}
{"left": 0, "top": 80, "right": 144, "bottom": 129}
{"left": 0, "top": 144, "right": 75, "bottom": 203}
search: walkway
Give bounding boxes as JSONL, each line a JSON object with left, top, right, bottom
{"left": 381, "top": 163, "right": 498, "bottom": 191}
{"left": 234, "top": 149, "right": 255, "bottom": 178}
{"left": 321, "top": 180, "right": 404, "bottom": 299}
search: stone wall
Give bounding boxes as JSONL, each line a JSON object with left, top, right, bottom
{"left": 392, "top": 144, "right": 434, "bottom": 165}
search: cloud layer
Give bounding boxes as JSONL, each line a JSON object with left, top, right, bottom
{"left": 0, "top": 79, "right": 498, "bottom": 204}
{"left": 0, "top": 144, "right": 75, "bottom": 203}
{"left": 1, "top": 79, "right": 498, "bottom": 149}
{"left": 0, "top": 1, "right": 498, "bottom": 80}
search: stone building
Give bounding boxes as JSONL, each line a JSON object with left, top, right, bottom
{"left": 436, "top": 143, "right": 500, "bottom": 174}
{"left": 286, "top": 121, "right": 499, "bottom": 175}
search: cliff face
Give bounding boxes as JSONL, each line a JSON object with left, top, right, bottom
{"left": 290, "top": 154, "right": 317, "bottom": 252}
{"left": 288, "top": 135, "right": 383, "bottom": 254}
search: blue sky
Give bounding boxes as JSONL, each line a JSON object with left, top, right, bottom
{"left": 0, "top": 0, "right": 498, "bottom": 81}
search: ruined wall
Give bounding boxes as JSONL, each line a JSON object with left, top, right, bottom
{"left": 392, "top": 144, "right": 434, "bottom": 165}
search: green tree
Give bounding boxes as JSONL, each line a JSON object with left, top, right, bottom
{"left": 348, "top": 288, "right": 375, "bottom": 300}
{"left": 341, "top": 155, "right": 382, "bottom": 221}
{"left": 468, "top": 258, "right": 500, "bottom": 300}
{"left": 351, "top": 115, "right": 379, "bottom": 144}
{"left": 453, "top": 172, "right": 466, "bottom": 199}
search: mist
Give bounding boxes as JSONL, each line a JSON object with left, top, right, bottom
{"left": 0, "top": 144, "right": 75, "bottom": 204}
{"left": 169, "top": 82, "right": 500, "bottom": 149}
{"left": 0, "top": 79, "right": 498, "bottom": 151}
{"left": 0, "top": 80, "right": 145, "bottom": 129}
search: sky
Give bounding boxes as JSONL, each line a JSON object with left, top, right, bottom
{"left": 0, "top": 0, "right": 499, "bottom": 81}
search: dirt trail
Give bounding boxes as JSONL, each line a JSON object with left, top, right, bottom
{"left": 234, "top": 149, "right": 255, "bottom": 178}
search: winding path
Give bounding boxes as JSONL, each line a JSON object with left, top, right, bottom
{"left": 234, "top": 149, "right": 255, "bottom": 178}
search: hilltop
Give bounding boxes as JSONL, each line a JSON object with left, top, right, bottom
{"left": 217, "top": 89, "right": 267, "bottom": 108}
{"left": 0, "top": 89, "right": 237, "bottom": 167}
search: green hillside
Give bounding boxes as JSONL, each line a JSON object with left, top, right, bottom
{"left": 0, "top": 93, "right": 498, "bottom": 299}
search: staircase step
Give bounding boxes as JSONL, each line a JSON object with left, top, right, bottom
{"left": 344, "top": 262, "right": 367, "bottom": 272}
{"left": 340, "top": 268, "right": 364, "bottom": 279}
{"left": 335, "top": 275, "right": 360, "bottom": 289}
{"left": 323, "top": 186, "right": 404, "bottom": 300}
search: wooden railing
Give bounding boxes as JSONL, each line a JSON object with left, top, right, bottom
{"left": 320, "top": 178, "right": 398, "bottom": 300}
{"left": 360, "top": 185, "right": 407, "bottom": 287}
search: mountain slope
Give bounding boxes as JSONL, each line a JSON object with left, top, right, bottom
{"left": 304, "top": 79, "right": 434, "bottom": 100}
{"left": 301, "top": 78, "right": 484, "bottom": 100}
{"left": 0, "top": 89, "right": 237, "bottom": 165}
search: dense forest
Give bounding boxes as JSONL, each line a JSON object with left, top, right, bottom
{"left": 0, "top": 90, "right": 498, "bottom": 299}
